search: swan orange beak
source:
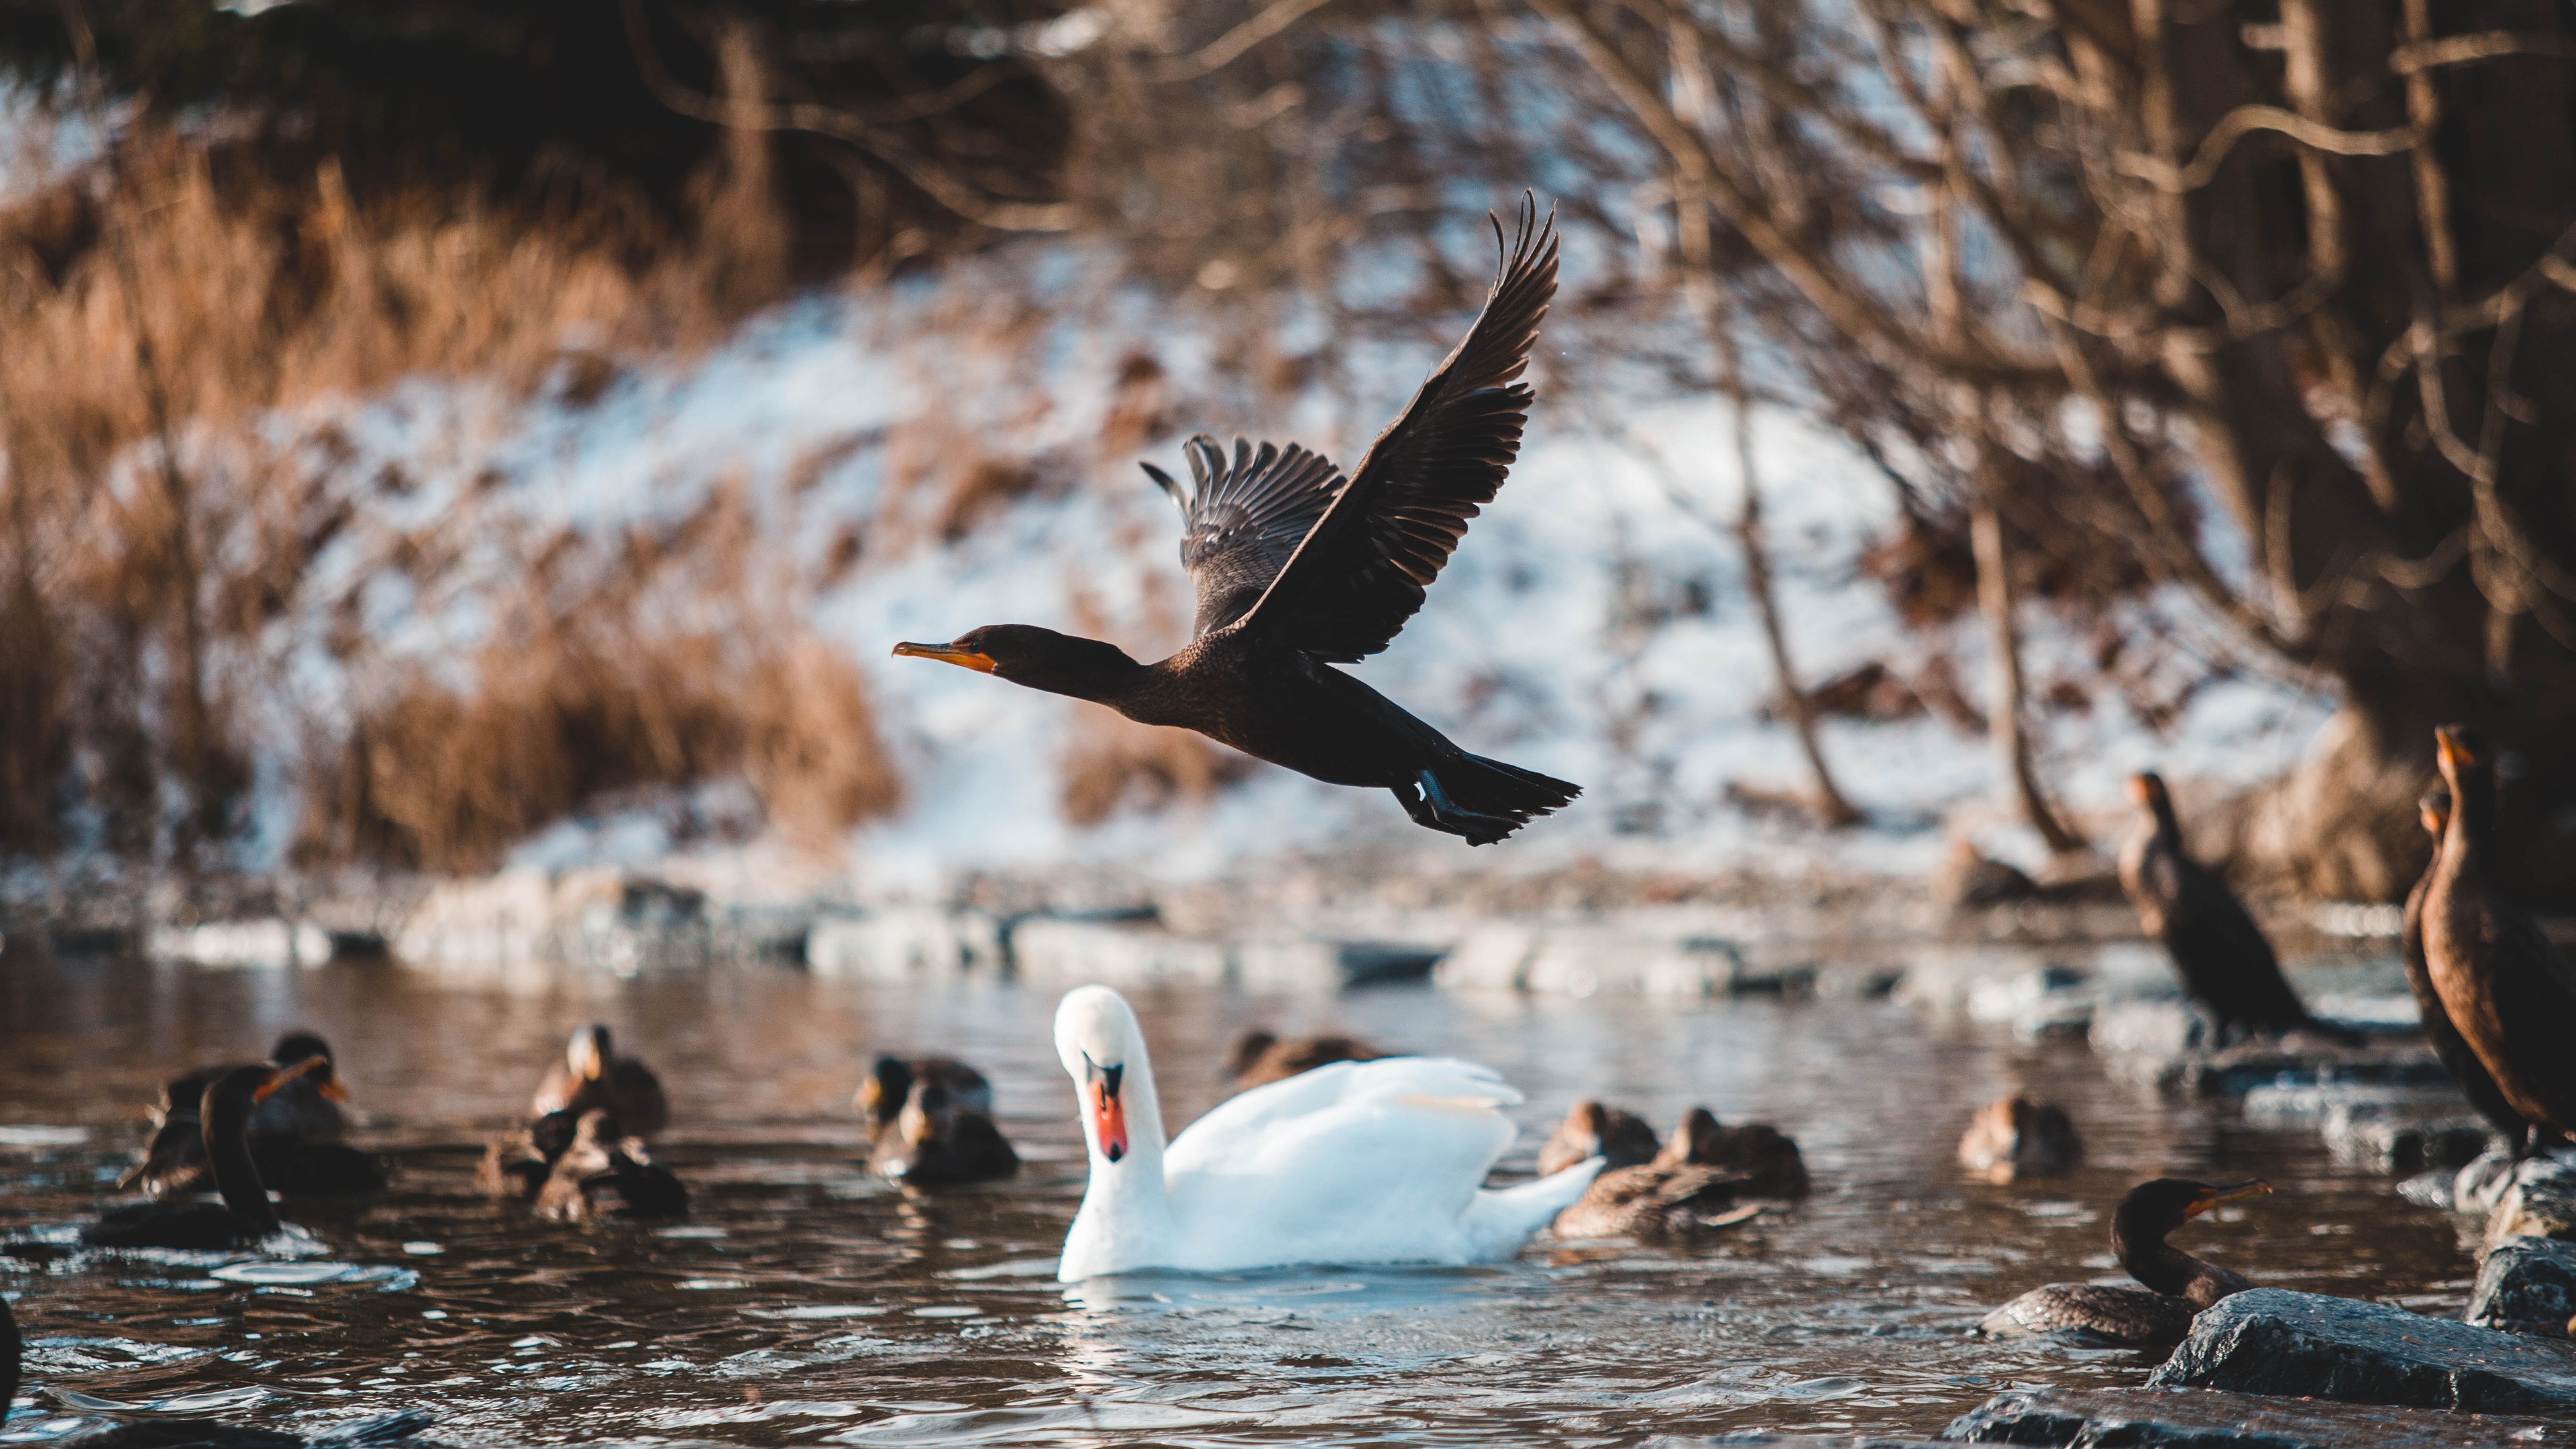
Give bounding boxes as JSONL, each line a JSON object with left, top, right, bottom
{"left": 256, "top": 1055, "right": 330, "bottom": 1104}
{"left": 893, "top": 642, "right": 997, "bottom": 674}
{"left": 1084, "top": 1058, "right": 1129, "bottom": 1165}
{"left": 2184, "top": 1179, "right": 2271, "bottom": 1218}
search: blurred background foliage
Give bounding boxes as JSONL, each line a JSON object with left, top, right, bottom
{"left": 3, "top": 0, "right": 2575, "bottom": 905}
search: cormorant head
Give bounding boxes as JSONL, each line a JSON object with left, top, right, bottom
{"left": 2127, "top": 771, "right": 2169, "bottom": 811}
{"left": 2112, "top": 1177, "right": 2269, "bottom": 1250}
{"left": 2420, "top": 786, "right": 2451, "bottom": 838}
{"left": 272, "top": 1031, "right": 347, "bottom": 1102}
{"left": 894, "top": 626, "right": 1140, "bottom": 700}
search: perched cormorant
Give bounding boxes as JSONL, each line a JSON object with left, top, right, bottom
{"left": 893, "top": 199, "right": 1579, "bottom": 845}
{"left": 1536, "top": 1099, "right": 1662, "bottom": 1177}
{"left": 1, "top": 1295, "right": 430, "bottom": 1449}
{"left": 1957, "top": 1093, "right": 2082, "bottom": 1183}
{"left": 534, "top": 1110, "right": 688, "bottom": 1222}
{"left": 2402, "top": 786, "right": 2534, "bottom": 1152}
{"left": 1222, "top": 1030, "right": 1385, "bottom": 1089}
{"left": 2424, "top": 725, "right": 2576, "bottom": 1152}
{"left": 531, "top": 1025, "right": 669, "bottom": 1137}
{"left": 128, "top": 1033, "right": 383, "bottom": 1198}
{"left": 856, "top": 1057, "right": 1018, "bottom": 1185}
{"left": 1978, "top": 1178, "right": 2269, "bottom": 1346}
{"left": 82, "top": 1061, "right": 329, "bottom": 1249}
{"left": 2118, "top": 772, "right": 2314, "bottom": 1037}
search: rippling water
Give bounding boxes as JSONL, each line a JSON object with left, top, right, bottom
{"left": 0, "top": 948, "right": 2470, "bottom": 1444}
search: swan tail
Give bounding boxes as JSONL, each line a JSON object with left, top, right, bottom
{"left": 1460, "top": 1157, "right": 1604, "bottom": 1259}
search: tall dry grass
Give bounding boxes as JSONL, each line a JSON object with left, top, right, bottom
{"left": 0, "top": 52, "right": 900, "bottom": 873}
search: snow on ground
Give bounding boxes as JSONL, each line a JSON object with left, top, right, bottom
{"left": 262, "top": 250, "right": 2334, "bottom": 897}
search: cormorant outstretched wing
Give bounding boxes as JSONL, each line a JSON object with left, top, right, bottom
{"left": 1228, "top": 195, "right": 1558, "bottom": 662}
{"left": 1142, "top": 435, "right": 1344, "bottom": 639}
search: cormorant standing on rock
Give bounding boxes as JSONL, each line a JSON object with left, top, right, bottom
{"left": 2423, "top": 725, "right": 2576, "bottom": 1154}
{"left": 2403, "top": 786, "right": 2537, "bottom": 1152}
{"left": 2118, "top": 772, "right": 2314, "bottom": 1037}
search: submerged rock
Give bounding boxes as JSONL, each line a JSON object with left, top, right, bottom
{"left": 2469, "top": 1235, "right": 2576, "bottom": 1338}
{"left": 2147, "top": 1287, "right": 2576, "bottom": 1411}
{"left": 1944, "top": 1384, "right": 2576, "bottom": 1447}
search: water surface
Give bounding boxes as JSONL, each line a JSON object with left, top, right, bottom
{"left": 0, "top": 950, "right": 2469, "bottom": 1444}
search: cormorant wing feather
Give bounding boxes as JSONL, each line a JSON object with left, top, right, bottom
{"left": 1228, "top": 195, "right": 1558, "bottom": 661}
{"left": 1142, "top": 434, "right": 1345, "bottom": 639}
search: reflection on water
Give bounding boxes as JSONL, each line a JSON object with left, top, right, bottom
{"left": 0, "top": 950, "right": 2469, "bottom": 1442}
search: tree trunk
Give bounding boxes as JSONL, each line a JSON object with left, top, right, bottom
{"left": 1970, "top": 502, "right": 2085, "bottom": 855}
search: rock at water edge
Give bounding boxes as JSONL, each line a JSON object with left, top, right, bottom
{"left": 1946, "top": 1384, "right": 2576, "bottom": 1448}
{"left": 2469, "top": 1235, "right": 2576, "bottom": 1339}
{"left": 2147, "top": 1287, "right": 2576, "bottom": 1412}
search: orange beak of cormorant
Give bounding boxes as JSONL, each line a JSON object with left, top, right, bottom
{"left": 2184, "top": 1179, "right": 2271, "bottom": 1218}
{"left": 893, "top": 642, "right": 998, "bottom": 674}
{"left": 319, "top": 1074, "right": 350, "bottom": 1104}
{"left": 2127, "top": 774, "right": 2156, "bottom": 807}
{"left": 2436, "top": 726, "right": 2477, "bottom": 773}
{"left": 1085, "top": 1057, "right": 1128, "bottom": 1165}
{"left": 256, "top": 1055, "right": 331, "bottom": 1104}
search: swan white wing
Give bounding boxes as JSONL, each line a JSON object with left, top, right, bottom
{"left": 1166, "top": 1056, "right": 1520, "bottom": 1179}
{"left": 1161, "top": 1057, "right": 1523, "bottom": 1270}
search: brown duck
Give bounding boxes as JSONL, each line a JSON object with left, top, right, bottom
{"left": 2423, "top": 725, "right": 2576, "bottom": 1152}
{"left": 1957, "top": 1094, "right": 2082, "bottom": 1184}
{"left": 1978, "top": 1178, "right": 2269, "bottom": 1346}
{"left": 1224, "top": 1030, "right": 1386, "bottom": 1089}
{"left": 893, "top": 199, "right": 1578, "bottom": 845}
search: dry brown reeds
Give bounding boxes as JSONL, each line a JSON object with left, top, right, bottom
{"left": 0, "top": 87, "right": 902, "bottom": 871}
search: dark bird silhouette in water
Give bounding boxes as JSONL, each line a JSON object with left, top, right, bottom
{"left": 894, "top": 197, "right": 1579, "bottom": 845}
{"left": 2118, "top": 772, "right": 2315, "bottom": 1037}
{"left": 533, "top": 1110, "right": 688, "bottom": 1222}
{"left": 2402, "top": 786, "right": 2544, "bottom": 1155}
{"left": 82, "top": 1059, "right": 331, "bottom": 1250}
{"left": 1222, "top": 1030, "right": 1385, "bottom": 1089}
{"left": 2, "top": 1294, "right": 430, "bottom": 1449}
{"left": 855, "top": 1057, "right": 1018, "bottom": 1185}
{"left": 2424, "top": 725, "right": 2576, "bottom": 1155}
{"left": 127, "top": 1032, "right": 384, "bottom": 1199}
{"left": 1657, "top": 1106, "right": 1808, "bottom": 1198}
{"left": 1978, "top": 1178, "right": 2270, "bottom": 1347}
{"left": 478, "top": 1109, "right": 584, "bottom": 1202}
{"left": 531, "top": 1025, "right": 669, "bottom": 1138}
{"left": 1957, "top": 1093, "right": 2082, "bottom": 1183}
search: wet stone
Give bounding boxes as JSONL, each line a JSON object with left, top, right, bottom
{"left": 2469, "top": 1236, "right": 2576, "bottom": 1339}
{"left": 1669, "top": 1436, "right": 1946, "bottom": 1448}
{"left": 2484, "top": 1157, "right": 2576, "bottom": 1258}
{"left": 2092, "top": 1002, "right": 2449, "bottom": 1098}
{"left": 1942, "top": 1385, "right": 2576, "bottom": 1448}
{"left": 2243, "top": 1085, "right": 2503, "bottom": 1176}
{"left": 2146, "top": 1287, "right": 2576, "bottom": 1413}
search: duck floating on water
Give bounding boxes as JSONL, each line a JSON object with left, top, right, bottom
{"left": 531, "top": 1025, "right": 669, "bottom": 1138}
{"left": 1223, "top": 1030, "right": 1385, "bottom": 1089}
{"left": 857, "top": 1056, "right": 1018, "bottom": 1185}
{"left": 83, "top": 1059, "right": 331, "bottom": 1250}
{"left": 1536, "top": 1099, "right": 1661, "bottom": 1177}
{"left": 1978, "top": 1177, "right": 2269, "bottom": 1346}
{"left": 1957, "top": 1094, "right": 2082, "bottom": 1183}
{"left": 127, "top": 1032, "right": 384, "bottom": 1198}
{"left": 2422, "top": 725, "right": 2576, "bottom": 1155}
{"left": 1051, "top": 984, "right": 1599, "bottom": 1278}
{"left": 894, "top": 198, "right": 1578, "bottom": 845}
{"left": 533, "top": 1110, "right": 688, "bottom": 1222}
{"left": 1537, "top": 1101, "right": 1807, "bottom": 1196}
{"left": 2118, "top": 772, "right": 2316, "bottom": 1038}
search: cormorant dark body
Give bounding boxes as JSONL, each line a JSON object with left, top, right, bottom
{"left": 83, "top": 1061, "right": 327, "bottom": 1250}
{"left": 2402, "top": 786, "right": 2535, "bottom": 1150}
{"left": 894, "top": 199, "right": 1578, "bottom": 844}
{"left": 2118, "top": 772, "right": 2313, "bottom": 1036}
{"left": 2424, "top": 726, "right": 2576, "bottom": 1150}
{"left": 129, "top": 1034, "right": 381, "bottom": 1198}
{"left": 1978, "top": 1178, "right": 2268, "bottom": 1347}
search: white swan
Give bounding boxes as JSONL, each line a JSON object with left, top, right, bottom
{"left": 1053, "top": 984, "right": 1603, "bottom": 1280}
